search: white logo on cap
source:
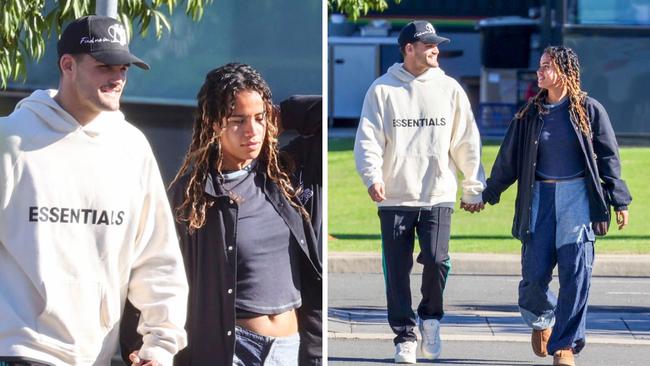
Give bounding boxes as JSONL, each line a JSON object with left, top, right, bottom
{"left": 414, "top": 23, "right": 436, "bottom": 37}
{"left": 80, "top": 24, "right": 128, "bottom": 46}
{"left": 108, "top": 24, "right": 127, "bottom": 46}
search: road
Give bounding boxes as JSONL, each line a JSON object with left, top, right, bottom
{"left": 328, "top": 273, "right": 650, "bottom": 365}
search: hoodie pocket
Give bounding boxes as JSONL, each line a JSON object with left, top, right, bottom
{"left": 36, "top": 280, "right": 109, "bottom": 360}
{"left": 384, "top": 154, "right": 444, "bottom": 201}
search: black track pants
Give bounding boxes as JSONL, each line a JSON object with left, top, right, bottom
{"left": 378, "top": 207, "right": 452, "bottom": 345}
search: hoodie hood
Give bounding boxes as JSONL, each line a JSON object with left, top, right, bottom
{"left": 14, "top": 89, "right": 125, "bottom": 137}
{"left": 387, "top": 63, "right": 445, "bottom": 83}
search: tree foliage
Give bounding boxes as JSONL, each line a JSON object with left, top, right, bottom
{"left": 328, "top": 0, "right": 403, "bottom": 21}
{"left": 0, "top": 0, "right": 213, "bottom": 88}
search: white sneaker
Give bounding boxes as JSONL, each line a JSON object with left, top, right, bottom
{"left": 394, "top": 340, "right": 417, "bottom": 364}
{"left": 418, "top": 319, "right": 442, "bottom": 359}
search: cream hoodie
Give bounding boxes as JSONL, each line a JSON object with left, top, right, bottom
{"left": 354, "top": 63, "right": 485, "bottom": 207}
{"left": 0, "top": 90, "right": 188, "bottom": 365}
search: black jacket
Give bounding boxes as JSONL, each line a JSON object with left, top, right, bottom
{"left": 171, "top": 165, "right": 322, "bottom": 365}
{"left": 119, "top": 164, "right": 322, "bottom": 365}
{"left": 120, "top": 96, "right": 323, "bottom": 365}
{"left": 280, "top": 95, "right": 323, "bottom": 365}
{"left": 482, "top": 96, "right": 632, "bottom": 241}
{"left": 281, "top": 95, "right": 322, "bottom": 257}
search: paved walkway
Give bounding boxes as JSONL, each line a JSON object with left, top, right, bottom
{"left": 328, "top": 267, "right": 650, "bottom": 348}
{"left": 329, "top": 307, "right": 650, "bottom": 346}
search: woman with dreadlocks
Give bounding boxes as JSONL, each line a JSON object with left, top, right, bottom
{"left": 123, "top": 63, "right": 322, "bottom": 366}
{"left": 481, "top": 46, "right": 631, "bottom": 366}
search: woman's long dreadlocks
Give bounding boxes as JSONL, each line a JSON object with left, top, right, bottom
{"left": 516, "top": 46, "right": 591, "bottom": 134}
{"left": 170, "top": 63, "right": 306, "bottom": 231}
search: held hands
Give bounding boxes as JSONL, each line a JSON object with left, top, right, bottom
{"left": 460, "top": 201, "right": 485, "bottom": 213}
{"left": 129, "top": 351, "right": 160, "bottom": 366}
{"left": 367, "top": 183, "right": 386, "bottom": 202}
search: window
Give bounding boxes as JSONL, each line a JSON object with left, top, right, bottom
{"left": 568, "top": 0, "right": 650, "bottom": 25}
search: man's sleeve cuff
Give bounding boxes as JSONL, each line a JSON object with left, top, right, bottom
{"left": 138, "top": 345, "right": 175, "bottom": 366}
{"left": 364, "top": 177, "right": 383, "bottom": 188}
{"left": 461, "top": 193, "right": 483, "bottom": 204}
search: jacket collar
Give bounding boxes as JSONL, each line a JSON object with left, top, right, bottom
{"left": 204, "top": 172, "right": 220, "bottom": 197}
{"left": 204, "top": 160, "right": 268, "bottom": 199}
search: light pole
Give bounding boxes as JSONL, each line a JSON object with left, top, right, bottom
{"left": 95, "top": 0, "right": 118, "bottom": 18}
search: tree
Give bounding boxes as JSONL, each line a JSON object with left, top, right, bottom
{"left": 0, "top": 0, "right": 212, "bottom": 88}
{"left": 328, "top": 0, "right": 403, "bottom": 21}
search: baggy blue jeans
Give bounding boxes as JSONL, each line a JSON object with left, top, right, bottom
{"left": 519, "top": 178, "right": 595, "bottom": 355}
{"left": 232, "top": 326, "right": 300, "bottom": 366}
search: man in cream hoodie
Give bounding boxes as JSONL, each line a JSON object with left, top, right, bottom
{"left": 0, "top": 16, "right": 187, "bottom": 366}
{"left": 354, "top": 21, "right": 485, "bottom": 364}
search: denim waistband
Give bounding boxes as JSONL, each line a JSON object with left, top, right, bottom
{"left": 235, "top": 325, "right": 300, "bottom": 345}
{"left": 535, "top": 176, "right": 586, "bottom": 185}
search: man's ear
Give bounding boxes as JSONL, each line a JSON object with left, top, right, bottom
{"left": 59, "top": 54, "right": 76, "bottom": 75}
{"left": 405, "top": 43, "right": 414, "bottom": 55}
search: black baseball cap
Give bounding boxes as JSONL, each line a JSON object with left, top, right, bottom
{"left": 398, "top": 21, "right": 450, "bottom": 47}
{"left": 57, "top": 15, "right": 149, "bottom": 70}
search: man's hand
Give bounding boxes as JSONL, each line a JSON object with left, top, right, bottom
{"left": 368, "top": 183, "right": 386, "bottom": 202}
{"left": 129, "top": 351, "right": 160, "bottom": 366}
{"left": 460, "top": 201, "right": 484, "bottom": 213}
{"left": 616, "top": 210, "right": 629, "bottom": 230}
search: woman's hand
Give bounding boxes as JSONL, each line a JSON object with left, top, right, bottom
{"left": 593, "top": 221, "right": 609, "bottom": 236}
{"left": 616, "top": 210, "right": 629, "bottom": 230}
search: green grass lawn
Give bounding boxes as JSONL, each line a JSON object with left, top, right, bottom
{"left": 328, "top": 138, "right": 650, "bottom": 254}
